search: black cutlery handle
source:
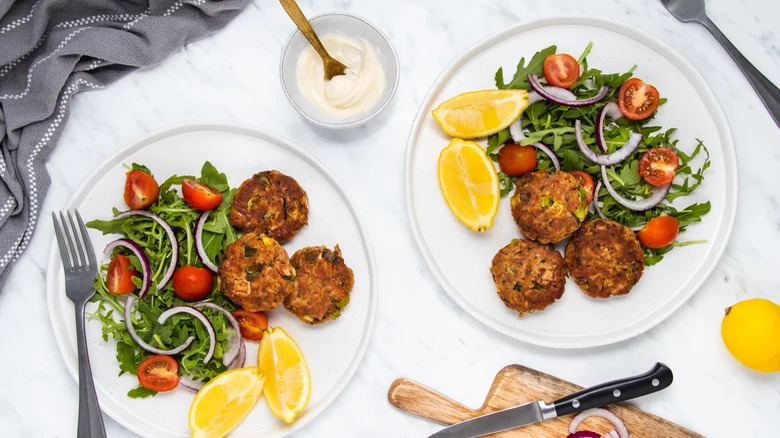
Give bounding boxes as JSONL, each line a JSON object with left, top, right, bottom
{"left": 553, "top": 363, "right": 673, "bottom": 417}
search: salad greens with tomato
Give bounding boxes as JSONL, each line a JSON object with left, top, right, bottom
{"left": 87, "top": 162, "right": 245, "bottom": 398}
{"left": 490, "top": 43, "right": 711, "bottom": 265}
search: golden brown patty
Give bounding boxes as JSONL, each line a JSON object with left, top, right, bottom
{"left": 229, "top": 170, "right": 309, "bottom": 243}
{"left": 490, "top": 239, "right": 567, "bottom": 317}
{"left": 219, "top": 232, "right": 295, "bottom": 311}
{"left": 284, "top": 245, "right": 354, "bottom": 325}
{"left": 510, "top": 170, "right": 587, "bottom": 244}
{"left": 565, "top": 218, "right": 645, "bottom": 298}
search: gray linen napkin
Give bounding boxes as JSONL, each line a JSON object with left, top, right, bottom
{"left": 0, "top": 0, "right": 249, "bottom": 288}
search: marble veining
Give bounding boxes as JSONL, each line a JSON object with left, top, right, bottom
{"left": 1, "top": 0, "right": 778, "bottom": 436}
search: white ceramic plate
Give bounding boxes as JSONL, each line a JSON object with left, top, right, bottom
{"left": 46, "top": 122, "right": 377, "bottom": 437}
{"left": 406, "top": 17, "right": 737, "bottom": 349}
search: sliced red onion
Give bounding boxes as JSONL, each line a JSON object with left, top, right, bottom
{"left": 228, "top": 340, "right": 246, "bottom": 370}
{"left": 528, "top": 87, "right": 577, "bottom": 105}
{"left": 569, "top": 408, "right": 629, "bottom": 438}
{"left": 593, "top": 181, "right": 606, "bottom": 219}
{"left": 600, "top": 166, "right": 670, "bottom": 211}
{"left": 104, "top": 239, "right": 151, "bottom": 297}
{"left": 194, "top": 210, "right": 218, "bottom": 272}
{"left": 178, "top": 341, "right": 245, "bottom": 392}
{"left": 567, "top": 432, "right": 601, "bottom": 438}
{"left": 158, "top": 306, "right": 216, "bottom": 364}
{"left": 575, "top": 120, "right": 643, "bottom": 166}
{"left": 528, "top": 74, "right": 608, "bottom": 107}
{"left": 114, "top": 210, "right": 178, "bottom": 289}
{"left": 509, "top": 119, "right": 526, "bottom": 142}
{"left": 193, "top": 301, "right": 241, "bottom": 366}
{"left": 596, "top": 102, "right": 625, "bottom": 152}
{"left": 531, "top": 142, "right": 560, "bottom": 170}
{"left": 124, "top": 296, "right": 195, "bottom": 355}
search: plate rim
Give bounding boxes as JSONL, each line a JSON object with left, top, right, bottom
{"left": 45, "top": 120, "right": 378, "bottom": 437}
{"left": 404, "top": 15, "right": 738, "bottom": 349}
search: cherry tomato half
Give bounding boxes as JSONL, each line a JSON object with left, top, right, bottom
{"left": 570, "top": 170, "right": 595, "bottom": 205}
{"left": 137, "top": 355, "right": 179, "bottom": 392}
{"left": 638, "top": 215, "right": 680, "bottom": 249}
{"left": 617, "top": 78, "right": 660, "bottom": 121}
{"left": 123, "top": 170, "right": 159, "bottom": 210}
{"left": 171, "top": 265, "right": 213, "bottom": 301}
{"left": 182, "top": 179, "right": 223, "bottom": 211}
{"left": 498, "top": 143, "right": 536, "bottom": 176}
{"left": 106, "top": 254, "right": 138, "bottom": 295}
{"left": 639, "top": 147, "right": 679, "bottom": 186}
{"left": 543, "top": 53, "right": 581, "bottom": 89}
{"left": 232, "top": 309, "right": 268, "bottom": 341}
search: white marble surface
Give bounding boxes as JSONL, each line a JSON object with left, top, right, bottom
{"left": 1, "top": 0, "right": 779, "bottom": 436}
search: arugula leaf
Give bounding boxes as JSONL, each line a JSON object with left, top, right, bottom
{"left": 199, "top": 161, "right": 229, "bottom": 192}
{"left": 129, "top": 163, "right": 153, "bottom": 176}
{"left": 486, "top": 128, "right": 512, "bottom": 160}
{"left": 495, "top": 45, "right": 556, "bottom": 90}
{"left": 127, "top": 386, "right": 157, "bottom": 399}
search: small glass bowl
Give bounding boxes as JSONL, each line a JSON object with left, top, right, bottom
{"left": 280, "top": 13, "right": 400, "bottom": 129}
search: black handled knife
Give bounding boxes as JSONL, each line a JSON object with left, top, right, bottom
{"left": 428, "top": 363, "right": 673, "bottom": 438}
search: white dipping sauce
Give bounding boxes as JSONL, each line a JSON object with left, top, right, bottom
{"left": 296, "top": 34, "right": 386, "bottom": 118}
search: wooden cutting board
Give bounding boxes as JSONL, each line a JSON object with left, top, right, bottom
{"left": 388, "top": 365, "right": 703, "bottom": 438}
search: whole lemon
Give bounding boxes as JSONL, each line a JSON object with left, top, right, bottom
{"left": 721, "top": 298, "right": 780, "bottom": 373}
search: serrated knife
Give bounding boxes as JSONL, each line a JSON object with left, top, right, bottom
{"left": 428, "top": 363, "right": 673, "bottom": 438}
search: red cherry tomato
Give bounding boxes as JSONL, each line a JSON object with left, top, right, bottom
{"left": 570, "top": 170, "right": 595, "bottom": 205}
{"left": 617, "top": 78, "right": 660, "bottom": 120}
{"left": 123, "top": 170, "right": 159, "bottom": 210}
{"left": 232, "top": 310, "right": 268, "bottom": 341}
{"left": 543, "top": 53, "right": 581, "bottom": 89}
{"left": 498, "top": 143, "right": 537, "bottom": 176}
{"left": 106, "top": 254, "right": 138, "bottom": 295}
{"left": 171, "top": 265, "right": 213, "bottom": 301}
{"left": 137, "top": 355, "right": 179, "bottom": 392}
{"left": 639, "top": 147, "right": 679, "bottom": 186}
{"left": 182, "top": 179, "right": 223, "bottom": 211}
{"left": 638, "top": 216, "right": 680, "bottom": 249}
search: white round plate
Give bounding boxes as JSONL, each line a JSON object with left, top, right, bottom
{"left": 46, "top": 121, "right": 377, "bottom": 437}
{"left": 405, "top": 17, "right": 737, "bottom": 349}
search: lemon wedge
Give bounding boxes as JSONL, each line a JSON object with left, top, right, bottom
{"left": 258, "top": 327, "right": 311, "bottom": 423}
{"left": 431, "top": 89, "right": 529, "bottom": 138}
{"left": 438, "top": 138, "right": 500, "bottom": 232}
{"left": 188, "top": 367, "right": 265, "bottom": 438}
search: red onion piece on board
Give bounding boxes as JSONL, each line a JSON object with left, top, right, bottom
{"left": 568, "top": 408, "right": 629, "bottom": 438}
{"left": 104, "top": 238, "right": 151, "bottom": 297}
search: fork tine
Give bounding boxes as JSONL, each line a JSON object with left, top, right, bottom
{"left": 59, "top": 211, "right": 80, "bottom": 268}
{"left": 66, "top": 210, "right": 87, "bottom": 269}
{"left": 74, "top": 210, "right": 96, "bottom": 268}
{"left": 52, "top": 212, "right": 74, "bottom": 269}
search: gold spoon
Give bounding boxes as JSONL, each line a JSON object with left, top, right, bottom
{"left": 279, "top": 0, "right": 349, "bottom": 80}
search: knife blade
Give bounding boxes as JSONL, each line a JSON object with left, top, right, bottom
{"left": 427, "top": 363, "right": 673, "bottom": 438}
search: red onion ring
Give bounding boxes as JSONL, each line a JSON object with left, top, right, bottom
{"left": 104, "top": 239, "right": 151, "bottom": 297}
{"left": 194, "top": 210, "right": 218, "bottom": 273}
{"left": 600, "top": 166, "right": 670, "bottom": 211}
{"left": 124, "top": 296, "right": 195, "bottom": 355}
{"left": 228, "top": 340, "right": 246, "bottom": 370}
{"left": 528, "top": 74, "right": 608, "bottom": 107}
{"left": 178, "top": 376, "right": 206, "bottom": 392}
{"left": 509, "top": 119, "right": 526, "bottom": 142}
{"left": 596, "top": 102, "right": 625, "bottom": 153}
{"left": 193, "top": 301, "right": 241, "bottom": 366}
{"left": 575, "top": 120, "right": 643, "bottom": 166}
{"left": 532, "top": 142, "right": 560, "bottom": 170}
{"left": 114, "top": 210, "right": 178, "bottom": 289}
{"left": 567, "top": 432, "right": 601, "bottom": 438}
{"left": 569, "top": 408, "right": 629, "bottom": 438}
{"left": 158, "top": 306, "right": 216, "bottom": 364}
{"left": 593, "top": 181, "right": 606, "bottom": 219}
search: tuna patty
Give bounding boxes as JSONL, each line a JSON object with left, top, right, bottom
{"left": 284, "top": 245, "right": 354, "bottom": 324}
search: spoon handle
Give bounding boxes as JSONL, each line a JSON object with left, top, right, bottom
{"left": 698, "top": 15, "right": 780, "bottom": 127}
{"left": 279, "top": 0, "right": 331, "bottom": 63}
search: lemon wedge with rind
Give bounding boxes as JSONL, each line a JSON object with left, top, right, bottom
{"left": 438, "top": 139, "right": 500, "bottom": 232}
{"left": 188, "top": 367, "right": 265, "bottom": 438}
{"left": 432, "top": 89, "right": 529, "bottom": 138}
{"left": 258, "top": 327, "right": 311, "bottom": 423}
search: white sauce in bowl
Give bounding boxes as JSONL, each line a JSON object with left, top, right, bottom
{"left": 296, "top": 34, "right": 386, "bottom": 118}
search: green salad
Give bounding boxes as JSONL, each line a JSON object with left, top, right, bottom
{"left": 488, "top": 43, "right": 711, "bottom": 265}
{"left": 87, "top": 162, "right": 240, "bottom": 398}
